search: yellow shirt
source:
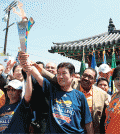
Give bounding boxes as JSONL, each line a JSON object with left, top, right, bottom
{"left": 0, "top": 89, "right": 5, "bottom": 108}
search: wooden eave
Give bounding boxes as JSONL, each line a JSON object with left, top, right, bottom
{"left": 49, "top": 31, "right": 120, "bottom": 65}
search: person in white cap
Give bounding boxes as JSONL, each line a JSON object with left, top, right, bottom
{"left": 98, "top": 64, "right": 114, "bottom": 95}
{"left": 4, "top": 80, "right": 23, "bottom": 104}
{"left": 98, "top": 64, "right": 112, "bottom": 80}
{"left": 0, "top": 69, "right": 32, "bottom": 133}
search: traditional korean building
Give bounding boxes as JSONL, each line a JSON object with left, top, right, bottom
{"left": 48, "top": 18, "right": 120, "bottom": 67}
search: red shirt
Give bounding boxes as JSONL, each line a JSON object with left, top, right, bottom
{"left": 105, "top": 92, "right": 120, "bottom": 134}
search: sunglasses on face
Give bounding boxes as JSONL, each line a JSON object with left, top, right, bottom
{"left": 7, "top": 87, "right": 16, "bottom": 92}
{"left": 82, "top": 73, "right": 94, "bottom": 80}
{"left": 114, "top": 77, "right": 120, "bottom": 81}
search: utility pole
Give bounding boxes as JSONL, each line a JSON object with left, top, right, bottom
{"left": 3, "top": 0, "right": 17, "bottom": 55}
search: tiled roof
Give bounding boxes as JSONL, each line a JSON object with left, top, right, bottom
{"left": 49, "top": 31, "right": 120, "bottom": 52}
{"left": 48, "top": 18, "right": 120, "bottom": 65}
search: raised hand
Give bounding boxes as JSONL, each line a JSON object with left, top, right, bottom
{"left": 18, "top": 51, "right": 29, "bottom": 66}
{"left": 4, "top": 60, "right": 16, "bottom": 74}
{"left": 18, "top": 51, "right": 33, "bottom": 73}
{"left": 23, "top": 64, "right": 33, "bottom": 75}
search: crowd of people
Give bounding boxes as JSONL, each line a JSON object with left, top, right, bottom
{"left": 0, "top": 51, "right": 120, "bottom": 134}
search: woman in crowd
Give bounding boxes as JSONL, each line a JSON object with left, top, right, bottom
{"left": 97, "top": 77, "right": 111, "bottom": 102}
{"left": 0, "top": 71, "right": 32, "bottom": 133}
{"left": 105, "top": 66, "right": 120, "bottom": 134}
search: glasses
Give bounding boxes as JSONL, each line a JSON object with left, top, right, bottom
{"left": 114, "top": 77, "right": 120, "bottom": 81}
{"left": 7, "top": 87, "right": 16, "bottom": 92}
{"left": 82, "top": 73, "right": 94, "bottom": 80}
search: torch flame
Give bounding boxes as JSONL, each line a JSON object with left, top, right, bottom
{"left": 12, "top": 1, "right": 26, "bottom": 20}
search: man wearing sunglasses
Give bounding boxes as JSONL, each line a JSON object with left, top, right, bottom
{"left": 75, "top": 68, "right": 109, "bottom": 134}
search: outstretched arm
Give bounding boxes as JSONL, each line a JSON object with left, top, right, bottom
{"left": 30, "top": 66, "right": 44, "bottom": 87}
{"left": 33, "top": 63, "right": 57, "bottom": 83}
{"left": 18, "top": 52, "right": 44, "bottom": 87}
{"left": 4, "top": 60, "right": 16, "bottom": 74}
{"left": 18, "top": 51, "right": 57, "bottom": 83}
{"left": 24, "top": 71, "right": 32, "bottom": 103}
{"left": 0, "top": 60, "right": 16, "bottom": 86}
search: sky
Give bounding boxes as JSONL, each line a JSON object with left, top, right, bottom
{"left": 0, "top": 0, "right": 120, "bottom": 72}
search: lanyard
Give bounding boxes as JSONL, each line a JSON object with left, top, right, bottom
{"left": 0, "top": 99, "right": 22, "bottom": 133}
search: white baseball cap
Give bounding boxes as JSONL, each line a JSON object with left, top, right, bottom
{"left": 98, "top": 64, "right": 111, "bottom": 74}
{"left": 4, "top": 79, "right": 23, "bottom": 90}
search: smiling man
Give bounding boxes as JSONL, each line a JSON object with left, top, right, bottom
{"left": 20, "top": 60, "right": 94, "bottom": 134}
{"left": 57, "top": 64, "right": 74, "bottom": 92}
{"left": 76, "top": 68, "right": 109, "bottom": 134}
{"left": 19, "top": 53, "right": 108, "bottom": 133}
{"left": 45, "top": 62, "right": 57, "bottom": 75}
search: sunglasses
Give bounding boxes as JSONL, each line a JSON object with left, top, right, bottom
{"left": 114, "top": 77, "right": 120, "bottom": 81}
{"left": 7, "top": 87, "right": 16, "bottom": 92}
{"left": 82, "top": 73, "right": 94, "bottom": 80}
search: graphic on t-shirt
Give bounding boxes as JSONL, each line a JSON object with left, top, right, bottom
{"left": 53, "top": 98, "right": 75, "bottom": 125}
{"left": 0, "top": 111, "right": 14, "bottom": 132}
{"left": 0, "top": 101, "right": 21, "bottom": 132}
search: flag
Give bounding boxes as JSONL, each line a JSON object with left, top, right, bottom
{"left": 80, "top": 59, "right": 86, "bottom": 76}
{"left": 80, "top": 47, "right": 86, "bottom": 76}
{"left": 111, "top": 46, "right": 116, "bottom": 69}
{"left": 111, "top": 46, "right": 116, "bottom": 93}
{"left": 91, "top": 50, "right": 97, "bottom": 70}
{"left": 102, "top": 48, "right": 107, "bottom": 64}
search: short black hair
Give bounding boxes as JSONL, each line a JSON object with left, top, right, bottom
{"left": 112, "top": 65, "right": 120, "bottom": 80}
{"left": 97, "top": 77, "right": 109, "bottom": 86}
{"left": 83, "top": 67, "right": 97, "bottom": 79}
{"left": 36, "top": 61, "right": 45, "bottom": 68}
{"left": 57, "top": 62, "right": 75, "bottom": 75}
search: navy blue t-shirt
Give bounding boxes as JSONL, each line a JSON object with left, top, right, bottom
{"left": 0, "top": 98, "right": 31, "bottom": 133}
{"left": 42, "top": 78, "right": 92, "bottom": 134}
